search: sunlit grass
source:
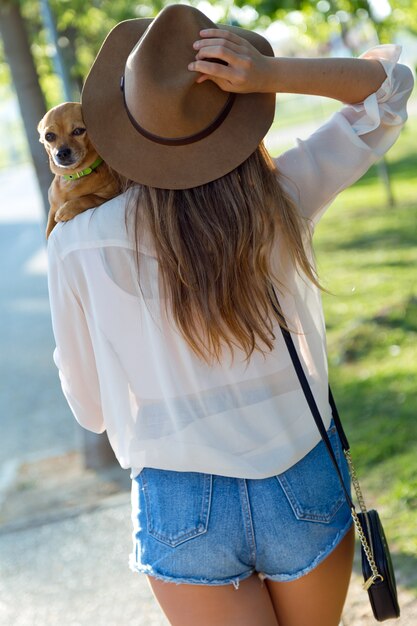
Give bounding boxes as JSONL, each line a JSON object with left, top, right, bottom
{"left": 312, "top": 115, "right": 417, "bottom": 585}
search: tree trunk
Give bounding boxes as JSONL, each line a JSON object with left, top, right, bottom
{"left": 39, "top": 0, "right": 79, "bottom": 101}
{"left": 0, "top": 1, "right": 52, "bottom": 218}
{"left": 1, "top": 2, "right": 117, "bottom": 471}
{"left": 83, "top": 431, "right": 119, "bottom": 471}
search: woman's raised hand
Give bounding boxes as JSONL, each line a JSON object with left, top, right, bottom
{"left": 189, "top": 30, "right": 389, "bottom": 103}
{"left": 188, "top": 29, "right": 274, "bottom": 93}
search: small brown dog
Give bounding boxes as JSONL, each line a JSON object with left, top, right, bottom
{"left": 38, "top": 102, "right": 122, "bottom": 238}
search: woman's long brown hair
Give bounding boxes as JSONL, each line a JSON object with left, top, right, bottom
{"left": 126, "top": 143, "right": 319, "bottom": 365}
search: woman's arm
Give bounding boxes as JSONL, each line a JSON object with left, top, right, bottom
{"left": 189, "top": 29, "right": 387, "bottom": 104}
{"left": 190, "top": 32, "right": 413, "bottom": 224}
{"left": 274, "top": 47, "right": 413, "bottom": 223}
{"left": 48, "top": 235, "right": 105, "bottom": 434}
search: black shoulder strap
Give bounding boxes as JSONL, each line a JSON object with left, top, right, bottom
{"left": 269, "top": 286, "right": 353, "bottom": 508}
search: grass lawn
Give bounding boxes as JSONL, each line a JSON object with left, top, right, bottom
{"left": 304, "top": 114, "right": 417, "bottom": 590}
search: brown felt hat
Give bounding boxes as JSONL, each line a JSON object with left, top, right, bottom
{"left": 81, "top": 4, "right": 275, "bottom": 189}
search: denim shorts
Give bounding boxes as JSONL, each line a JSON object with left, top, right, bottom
{"left": 129, "top": 421, "right": 353, "bottom": 587}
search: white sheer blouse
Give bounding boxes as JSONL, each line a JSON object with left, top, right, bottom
{"left": 47, "top": 45, "right": 413, "bottom": 479}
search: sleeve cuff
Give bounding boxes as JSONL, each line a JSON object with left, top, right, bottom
{"left": 343, "top": 44, "right": 406, "bottom": 136}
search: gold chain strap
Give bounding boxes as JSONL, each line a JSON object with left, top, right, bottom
{"left": 345, "top": 449, "right": 368, "bottom": 515}
{"left": 344, "top": 450, "right": 384, "bottom": 590}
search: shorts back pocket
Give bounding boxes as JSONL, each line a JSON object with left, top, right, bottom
{"left": 276, "top": 425, "right": 346, "bottom": 524}
{"left": 139, "top": 468, "right": 212, "bottom": 547}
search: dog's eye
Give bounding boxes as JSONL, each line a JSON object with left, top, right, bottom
{"left": 72, "top": 127, "right": 86, "bottom": 136}
{"left": 45, "top": 132, "right": 56, "bottom": 142}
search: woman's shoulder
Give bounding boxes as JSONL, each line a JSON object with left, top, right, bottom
{"left": 48, "top": 190, "right": 132, "bottom": 259}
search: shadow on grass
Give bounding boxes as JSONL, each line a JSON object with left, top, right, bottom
{"left": 322, "top": 202, "right": 417, "bottom": 251}
{"left": 371, "top": 259, "right": 416, "bottom": 269}
{"left": 337, "top": 226, "right": 417, "bottom": 251}
{"left": 318, "top": 200, "right": 417, "bottom": 254}
{"left": 374, "top": 297, "right": 417, "bottom": 333}
{"left": 329, "top": 295, "right": 417, "bottom": 364}
{"left": 328, "top": 371, "right": 417, "bottom": 471}
{"left": 330, "top": 371, "right": 417, "bottom": 594}
{"left": 353, "top": 137, "right": 417, "bottom": 189}
{"left": 391, "top": 551, "right": 417, "bottom": 592}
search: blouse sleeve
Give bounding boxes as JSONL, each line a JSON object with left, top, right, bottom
{"left": 47, "top": 234, "right": 105, "bottom": 434}
{"left": 274, "top": 45, "right": 414, "bottom": 225}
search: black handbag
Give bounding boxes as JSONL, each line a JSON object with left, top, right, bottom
{"left": 269, "top": 287, "right": 400, "bottom": 622}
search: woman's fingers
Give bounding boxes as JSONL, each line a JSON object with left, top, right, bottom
{"left": 189, "top": 58, "right": 250, "bottom": 92}
{"left": 188, "top": 28, "right": 272, "bottom": 93}
{"left": 189, "top": 31, "right": 257, "bottom": 92}
{"left": 193, "top": 37, "right": 242, "bottom": 55}
{"left": 189, "top": 59, "right": 231, "bottom": 79}
{"left": 193, "top": 29, "right": 252, "bottom": 66}
{"left": 195, "top": 44, "right": 247, "bottom": 68}
{"left": 188, "top": 59, "right": 234, "bottom": 90}
{"left": 199, "top": 28, "right": 244, "bottom": 46}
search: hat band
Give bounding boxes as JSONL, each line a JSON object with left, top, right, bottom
{"left": 121, "top": 75, "right": 236, "bottom": 147}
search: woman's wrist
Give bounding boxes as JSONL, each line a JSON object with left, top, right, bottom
{"left": 258, "top": 56, "right": 282, "bottom": 93}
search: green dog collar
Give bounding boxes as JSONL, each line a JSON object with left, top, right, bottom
{"left": 63, "top": 157, "right": 104, "bottom": 181}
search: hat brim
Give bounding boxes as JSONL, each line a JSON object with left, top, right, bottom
{"left": 81, "top": 19, "right": 276, "bottom": 189}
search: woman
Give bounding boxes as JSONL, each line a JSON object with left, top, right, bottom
{"left": 47, "top": 5, "right": 413, "bottom": 626}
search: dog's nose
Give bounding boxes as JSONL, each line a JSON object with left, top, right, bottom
{"left": 56, "top": 147, "right": 72, "bottom": 160}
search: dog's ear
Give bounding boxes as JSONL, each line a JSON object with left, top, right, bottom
{"left": 37, "top": 117, "right": 45, "bottom": 142}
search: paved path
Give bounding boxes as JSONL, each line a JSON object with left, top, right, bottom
{"left": 0, "top": 163, "right": 169, "bottom": 625}
{"left": 0, "top": 164, "right": 78, "bottom": 473}
{"left": 0, "top": 492, "right": 169, "bottom": 626}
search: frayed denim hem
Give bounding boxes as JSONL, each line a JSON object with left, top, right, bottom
{"left": 258, "top": 517, "right": 354, "bottom": 584}
{"left": 129, "top": 554, "right": 254, "bottom": 590}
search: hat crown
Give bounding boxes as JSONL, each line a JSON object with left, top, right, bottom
{"left": 81, "top": 5, "right": 276, "bottom": 189}
{"left": 124, "top": 5, "right": 229, "bottom": 140}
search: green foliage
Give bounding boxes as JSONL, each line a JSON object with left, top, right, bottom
{"left": 0, "top": 37, "right": 11, "bottom": 84}
{"left": 49, "top": 0, "right": 152, "bottom": 83}
{"left": 18, "top": 0, "right": 148, "bottom": 105}
{"left": 2, "top": 0, "right": 416, "bottom": 105}
{"left": 13, "top": 0, "right": 239, "bottom": 105}
{"left": 236, "top": 0, "right": 417, "bottom": 45}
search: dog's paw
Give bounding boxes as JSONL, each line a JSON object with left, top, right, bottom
{"left": 54, "top": 209, "right": 69, "bottom": 222}
{"left": 55, "top": 202, "right": 79, "bottom": 222}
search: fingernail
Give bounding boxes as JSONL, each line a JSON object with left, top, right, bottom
{"left": 193, "top": 41, "right": 200, "bottom": 49}
{"left": 188, "top": 63, "right": 195, "bottom": 70}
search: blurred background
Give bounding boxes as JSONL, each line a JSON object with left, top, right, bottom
{"left": 0, "top": 1, "right": 416, "bottom": 625}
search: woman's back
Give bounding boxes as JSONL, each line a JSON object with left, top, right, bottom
{"left": 48, "top": 190, "right": 330, "bottom": 479}
{"left": 48, "top": 40, "right": 413, "bottom": 480}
